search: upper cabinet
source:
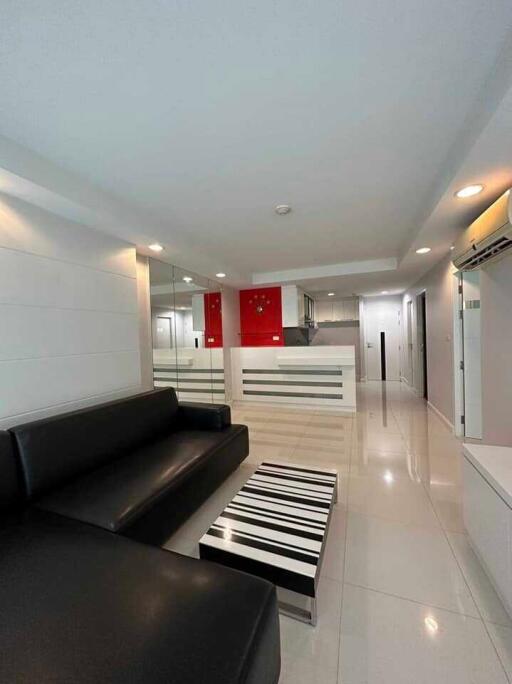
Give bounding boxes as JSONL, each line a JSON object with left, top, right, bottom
{"left": 316, "top": 300, "right": 334, "bottom": 322}
{"left": 316, "top": 297, "right": 359, "bottom": 323}
{"left": 341, "top": 298, "right": 359, "bottom": 321}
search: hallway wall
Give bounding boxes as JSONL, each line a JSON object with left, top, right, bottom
{"left": 402, "top": 249, "right": 512, "bottom": 445}
{"left": 401, "top": 254, "right": 456, "bottom": 425}
{"left": 0, "top": 193, "right": 141, "bottom": 428}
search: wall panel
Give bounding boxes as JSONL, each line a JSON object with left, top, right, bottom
{"left": 0, "top": 193, "right": 141, "bottom": 428}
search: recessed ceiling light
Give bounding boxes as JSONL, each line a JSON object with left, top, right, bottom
{"left": 381, "top": 290, "right": 389, "bottom": 294}
{"left": 424, "top": 616, "right": 439, "bottom": 634}
{"left": 383, "top": 470, "right": 394, "bottom": 484}
{"left": 183, "top": 276, "right": 193, "bottom": 283}
{"left": 149, "top": 243, "right": 164, "bottom": 252}
{"left": 215, "top": 272, "right": 226, "bottom": 278}
{"left": 416, "top": 247, "right": 431, "bottom": 254}
{"left": 327, "top": 292, "right": 335, "bottom": 297}
{"left": 455, "top": 184, "right": 483, "bottom": 199}
{"left": 450, "top": 245, "right": 455, "bottom": 251}
{"left": 275, "top": 204, "right": 291, "bottom": 215}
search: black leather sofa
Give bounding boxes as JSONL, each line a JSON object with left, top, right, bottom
{"left": 0, "top": 390, "right": 281, "bottom": 683}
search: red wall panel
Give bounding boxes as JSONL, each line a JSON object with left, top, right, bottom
{"left": 239, "top": 287, "right": 283, "bottom": 347}
{"left": 204, "top": 292, "right": 223, "bottom": 348}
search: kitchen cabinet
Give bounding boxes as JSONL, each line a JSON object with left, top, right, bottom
{"left": 316, "top": 301, "right": 334, "bottom": 322}
{"left": 315, "top": 297, "right": 359, "bottom": 323}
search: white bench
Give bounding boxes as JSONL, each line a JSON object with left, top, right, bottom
{"left": 463, "top": 443, "right": 512, "bottom": 617}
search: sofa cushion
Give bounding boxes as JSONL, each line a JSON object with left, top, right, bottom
{"left": 36, "top": 425, "right": 248, "bottom": 532}
{"left": 0, "top": 511, "right": 280, "bottom": 684}
{"left": 10, "top": 388, "right": 179, "bottom": 499}
{"left": 0, "top": 431, "right": 22, "bottom": 511}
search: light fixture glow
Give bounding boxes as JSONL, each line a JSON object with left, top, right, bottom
{"left": 424, "top": 616, "right": 439, "bottom": 634}
{"left": 215, "top": 272, "right": 226, "bottom": 278}
{"left": 383, "top": 470, "right": 394, "bottom": 484}
{"left": 149, "top": 243, "right": 164, "bottom": 252}
{"left": 450, "top": 245, "right": 455, "bottom": 251}
{"left": 416, "top": 247, "right": 431, "bottom": 255}
{"left": 455, "top": 184, "right": 483, "bottom": 199}
{"left": 183, "top": 276, "right": 193, "bottom": 283}
{"left": 381, "top": 290, "right": 389, "bottom": 294}
{"left": 275, "top": 204, "right": 291, "bottom": 215}
{"left": 327, "top": 292, "right": 335, "bottom": 297}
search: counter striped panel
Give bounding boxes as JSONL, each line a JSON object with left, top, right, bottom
{"left": 199, "top": 461, "right": 337, "bottom": 597}
{"left": 153, "top": 366, "right": 225, "bottom": 402}
{"left": 242, "top": 368, "right": 343, "bottom": 401}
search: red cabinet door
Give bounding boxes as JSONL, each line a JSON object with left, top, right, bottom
{"left": 204, "top": 292, "right": 223, "bottom": 348}
{"left": 239, "top": 287, "right": 283, "bottom": 346}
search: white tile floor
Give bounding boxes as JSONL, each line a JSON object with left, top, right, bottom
{"left": 164, "top": 381, "right": 512, "bottom": 683}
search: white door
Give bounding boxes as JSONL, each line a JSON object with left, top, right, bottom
{"left": 406, "top": 299, "right": 414, "bottom": 385}
{"left": 416, "top": 292, "right": 427, "bottom": 398}
{"left": 155, "top": 316, "right": 172, "bottom": 349}
{"left": 364, "top": 296, "right": 402, "bottom": 381}
{"left": 462, "top": 272, "right": 482, "bottom": 439}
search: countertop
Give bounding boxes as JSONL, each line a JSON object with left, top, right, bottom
{"left": 463, "top": 443, "right": 512, "bottom": 508}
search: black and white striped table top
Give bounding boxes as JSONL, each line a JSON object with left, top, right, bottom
{"left": 199, "top": 461, "right": 338, "bottom": 597}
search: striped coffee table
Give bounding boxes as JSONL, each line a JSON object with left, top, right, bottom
{"left": 199, "top": 460, "right": 338, "bottom": 625}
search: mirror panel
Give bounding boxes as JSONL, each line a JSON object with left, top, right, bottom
{"left": 148, "top": 258, "right": 224, "bottom": 404}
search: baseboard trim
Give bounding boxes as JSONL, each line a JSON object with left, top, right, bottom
{"left": 427, "top": 401, "right": 454, "bottom": 432}
{"left": 400, "top": 376, "right": 420, "bottom": 396}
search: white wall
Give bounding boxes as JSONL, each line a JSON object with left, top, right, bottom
{"left": 0, "top": 193, "right": 141, "bottom": 428}
{"left": 401, "top": 254, "right": 457, "bottom": 425}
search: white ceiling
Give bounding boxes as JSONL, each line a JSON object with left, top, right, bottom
{"left": 1, "top": 1, "right": 512, "bottom": 294}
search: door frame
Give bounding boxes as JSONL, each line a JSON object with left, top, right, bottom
{"left": 452, "top": 271, "right": 465, "bottom": 437}
{"left": 415, "top": 290, "right": 428, "bottom": 399}
{"left": 406, "top": 299, "right": 414, "bottom": 386}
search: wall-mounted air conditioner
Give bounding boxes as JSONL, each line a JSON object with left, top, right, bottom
{"left": 452, "top": 189, "right": 512, "bottom": 271}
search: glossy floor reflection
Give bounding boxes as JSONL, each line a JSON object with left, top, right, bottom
{"left": 164, "top": 381, "right": 512, "bottom": 683}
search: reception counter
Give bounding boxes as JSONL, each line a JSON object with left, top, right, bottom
{"left": 231, "top": 346, "right": 356, "bottom": 412}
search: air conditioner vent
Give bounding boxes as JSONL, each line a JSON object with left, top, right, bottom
{"left": 457, "top": 235, "right": 512, "bottom": 270}
{"left": 452, "top": 189, "right": 512, "bottom": 271}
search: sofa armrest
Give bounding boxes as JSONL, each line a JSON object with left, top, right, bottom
{"left": 178, "top": 402, "right": 232, "bottom": 431}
